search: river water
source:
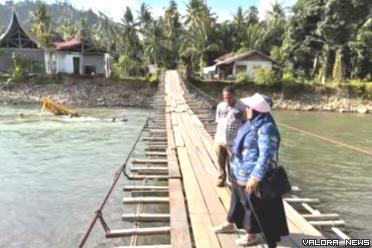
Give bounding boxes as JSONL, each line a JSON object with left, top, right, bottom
{"left": 0, "top": 106, "right": 371, "bottom": 247}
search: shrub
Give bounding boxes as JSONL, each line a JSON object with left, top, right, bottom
{"left": 282, "top": 70, "right": 297, "bottom": 86}
{"left": 254, "top": 68, "right": 277, "bottom": 85}
{"left": 149, "top": 73, "right": 160, "bottom": 87}
{"left": 235, "top": 72, "right": 248, "bottom": 84}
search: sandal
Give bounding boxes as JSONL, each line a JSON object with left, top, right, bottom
{"left": 235, "top": 235, "right": 258, "bottom": 246}
{"left": 213, "top": 223, "right": 236, "bottom": 233}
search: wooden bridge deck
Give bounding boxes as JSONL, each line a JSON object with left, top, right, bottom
{"left": 164, "top": 70, "right": 325, "bottom": 248}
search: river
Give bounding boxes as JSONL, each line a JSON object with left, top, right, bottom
{"left": 0, "top": 106, "right": 371, "bottom": 247}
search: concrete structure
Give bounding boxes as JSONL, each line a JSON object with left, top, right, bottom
{"left": 214, "top": 50, "right": 274, "bottom": 80}
{"left": 45, "top": 37, "right": 112, "bottom": 78}
{"left": 0, "top": 12, "right": 44, "bottom": 73}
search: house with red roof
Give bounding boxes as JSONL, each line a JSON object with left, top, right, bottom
{"left": 45, "top": 34, "right": 112, "bottom": 78}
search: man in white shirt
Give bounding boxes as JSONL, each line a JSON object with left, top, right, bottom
{"left": 214, "top": 86, "right": 245, "bottom": 187}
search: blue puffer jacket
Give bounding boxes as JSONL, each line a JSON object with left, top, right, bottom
{"left": 230, "top": 113, "right": 280, "bottom": 185}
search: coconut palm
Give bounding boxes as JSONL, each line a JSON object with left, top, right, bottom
{"left": 95, "top": 12, "right": 119, "bottom": 53}
{"left": 119, "top": 7, "right": 141, "bottom": 56}
{"left": 181, "top": 21, "right": 221, "bottom": 71}
{"left": 138, "top": 3, "right": 152, "bottom": 30}
{"left": 184, "top": 0, "right": 211, "bottom": 26}
{"left": 143, "top": 20, "right": 166, "bottom": 66}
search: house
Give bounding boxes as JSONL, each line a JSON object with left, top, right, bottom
{"left": 45, "top": 35, "right": 112, "bottom": 78}
{"left": 214, "top": 50, "right": 274, "bottom": 80}
{"left": 0, "top": 12, "right": 44, "bottom": 73}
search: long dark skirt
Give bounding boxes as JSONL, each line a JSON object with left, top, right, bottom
{"left": 227, "top": 182, "right": 289, "bottom": 247}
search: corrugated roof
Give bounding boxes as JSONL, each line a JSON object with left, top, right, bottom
{"left": 215, "top": 50, "right": 274, "bottom": 66}
{"left": 55, "top": 38, "right": 81, "bottom": 50}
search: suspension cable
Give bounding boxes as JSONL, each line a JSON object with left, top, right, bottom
{"left": 182, "top": 77, "right": 372, "bottom": 157}
{"left": 278, "top": 122, "right": 372, "bottom": 157}
{"left": 78, "top": 116, "right": 149, "bottom": 248}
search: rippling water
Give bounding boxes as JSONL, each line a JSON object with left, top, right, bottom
{"left": 0, "top": 105, "right": 150, "bottom": 248}
{"left": 275, "top": 111, "right": 372, "bottom": 240}
{"left": 1, "top": 107, "right": 371, "bottom": 247}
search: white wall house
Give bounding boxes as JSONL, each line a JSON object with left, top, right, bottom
{"left": 45, "top": 38, "right": 112, "bottom": 78}
{"left": 214, "top": 50, "right": 274, "bottom": 80}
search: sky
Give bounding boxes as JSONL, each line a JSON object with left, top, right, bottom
{"left": 1, "top": 0, "right": 297, "bottom": 22}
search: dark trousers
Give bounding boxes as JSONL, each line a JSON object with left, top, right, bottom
{"left": 227, "top": 182, "right": 289, "bottom": 248}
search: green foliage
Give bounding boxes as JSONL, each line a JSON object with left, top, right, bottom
{"left": 333, "top": 81, "right": 372, "bottom": 98}
{"left": 149, "top": 73, "right": 159, "bottom": 86}
{"left": 254, "top": 68, "right": 278, "bottom": 85}
{"left": 12, "top": 64, "right": 25, "bottom": 81}
{"left": 112, "top": 54, "right": 143, "bottom": 78}
{"left": 282, "top": 69, "right": 297, "bottom": 85}
{"left": 332, "top": 49, "right": 344, "bottom": 82}
{"left": 235, "top": 72, "right": 248, "bottom": 84}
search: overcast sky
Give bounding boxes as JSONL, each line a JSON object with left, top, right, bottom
{"left": 1, "top": 0, "right": 297, "bottom": 22}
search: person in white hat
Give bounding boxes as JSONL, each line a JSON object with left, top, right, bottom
{"left": 214, "top": 93, "right": 288, "bottom": 248}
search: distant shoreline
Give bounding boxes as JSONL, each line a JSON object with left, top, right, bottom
{"left": 189, "top": 79, "right": 372, "bottom": 114}
{"left": 0, "top": 76, "right": 156, "bottom": 108}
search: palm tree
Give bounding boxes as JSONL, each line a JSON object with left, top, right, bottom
{"left": 60, "top": 18, "right": 78, "bottom": 41}
{"left": 164, "top": 0, "right": 182, "bottom": 67}
{"left": 120, "top": 7, "right": 140, "bottom": 56}
{"left": 184, "top": 0, "right": 211, "bottom": 26}
{"left": 143, "top": 20, "right": 166, "bottom": 66}
{"left": 31, "top": 1, "right": 56, "bottom": 74}
{"left": 267, "top": 2, "right": 286, "bottom": 22}
{"left": 240, "top": 23, "right": 271, "bottom": 52}
{"left": 181, "top": 21, "right": 221, "bottom": 72}
{"left": 31, "top": 0, "right": 52, "bottom": 40}
{"left": 138, "top": 3, "right": 152, "bottom": 30}
{"left": 95, "top": 12, "right": 119, "bottom": 53}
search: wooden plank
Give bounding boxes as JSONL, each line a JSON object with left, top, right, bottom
{"left": 115, "top": 245, "right": 171, "bottom": 248}
{"left": 169, "top": 179, "right": 193, "bottom": 248}
{"left": 177, "top": 147, "right": 221, "bottom": 248}
{"left": 308, "top": 220, "right": 345, "bottom": 227}
{"left": 130, "top": 167, "right": 169, "bottom": 173}
{"left": 127, "top": 175, "right": 170, "bottom": 180}
{"left": 284, "top": 198, "right": 320, "bottom": 204}
{"left": 123, "top": 185, "right": 169, "bottom": 191}
{"left": 331, "top": 227, "right": 350, "bottom": 240}
{"left": 177, "top": 113, "right": 240, "bottom": 247}
{"left": 143, "top": 137, "right": 168, "bottom": 142}
{"left": 121, "top": 213, "right": 170, "bottom": 222}
{"left": 132, "top": 159, "right": 168, "bottom": 165}
{"left": 106, "top": 227, "right": 170, "bottom": 238}
{"left": 145, "top": 146, "right": 167, "bottom": 151}
{"left": 173, "top": 126, "right": 185, "bottom": 147}
{"left": 122, "top": 197, "right": 169, "bottom": 204}
{"left": 302, "top": 214, "right": 340, "bottom": 221}
{"left": 145, "top": 152, "right": 167, "bottom": 157}
{"left": 167, "top": 148, "right": 181, "bottom": 179}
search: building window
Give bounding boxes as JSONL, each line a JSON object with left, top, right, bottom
{"left": 235, "top": 65, "right": 246, "bottom": 74}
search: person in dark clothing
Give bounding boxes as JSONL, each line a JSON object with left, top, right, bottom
{"left": 213, "top": 93, "right": 289, "bottom": 247}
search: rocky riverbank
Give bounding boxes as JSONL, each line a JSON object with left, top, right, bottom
{"left": 0, "top": 76, "right": 156, "bottom": 107}
{"left": 274, "top": 96, "right": 372, "bottom": 114}
{"left": 190, "top": 79, "right": 372, "bottom": 114}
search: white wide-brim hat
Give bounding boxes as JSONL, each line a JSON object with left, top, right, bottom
{"left": 240, "top": 93, "right": 271, "bottom": 113}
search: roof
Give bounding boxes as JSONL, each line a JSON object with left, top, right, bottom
{"left": 53, "top": 37, "right": 106, "bottom": 54}
{"left": 0, "top": 11, "right": 39, "bottom": 49}
{"left": 214, "top": 53, "right": 233, "bottom": 63}
{"left": 55, "top": 38, "right": 81, "bottom": 50}
{"left": 215, "top": 50, "right": 274, "bottom": 66}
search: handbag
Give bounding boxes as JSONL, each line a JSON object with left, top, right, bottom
{"left": 255, "top": 150, "right": 291, "bottom": 200}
